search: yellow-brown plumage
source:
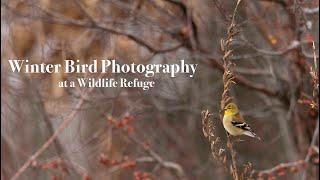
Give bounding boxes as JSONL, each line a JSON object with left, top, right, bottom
{"left": 223, "top": 103, "right": 261, "bottom": 140}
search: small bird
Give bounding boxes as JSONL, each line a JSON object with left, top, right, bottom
{"left": 223, "top": 103, "right": 261, "bottom": 140}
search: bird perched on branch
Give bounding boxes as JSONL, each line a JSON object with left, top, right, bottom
{"left": 223, "top": 103, "right": 261, "bottom": 140}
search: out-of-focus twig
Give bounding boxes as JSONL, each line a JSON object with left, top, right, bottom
{"left": 240, "top": 38, "right": 301, "bottom": 56}
{"left": 125, "top": 132, "right": 187, "bottom": 180}
{"left": 303, "top": 7, "right": 319, "bottom": 14}
{"left": 252, "top": 160, "right": 307, "bottom": 178}
{"left": 2, "top": 2, "right": 183, "bottom": 55}
{"left": 253, "top": 118, "right": 319, "bottom": 179}
{"left": 10, "top": 84, "right": 96, "bottom": 180}
{"left": 199, "top": 55, "right": 279, "bottom": 96}
{"left": 302, "top": 117, "right": 319, "bottom": 180}
{"left": 108, "top": 116, "right": 188, "bottom": 180}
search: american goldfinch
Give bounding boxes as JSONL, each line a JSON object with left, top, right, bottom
{"left": 223, "top": 103, "right": 261, "bottom": 140}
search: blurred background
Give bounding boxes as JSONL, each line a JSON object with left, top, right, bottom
{"left": 1, "top": 0, "right": 319, "bottom": 179}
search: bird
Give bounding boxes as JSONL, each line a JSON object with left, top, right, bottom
{"left": 223, "top": 103, "right": 261, "bottom": 140}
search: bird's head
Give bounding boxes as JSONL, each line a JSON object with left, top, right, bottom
{"left": 224, "top": 103, "right": 239, "bottom": 115}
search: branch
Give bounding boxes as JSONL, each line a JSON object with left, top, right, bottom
{"left": 10, "top": 84, "right": 96, "bottom": 180}
{"left": 200, "top": 56, "right": 279, "bottom": 97}
{"left": 252, "top": 118, "right": 319, "bottom": 179}
{"left": 302, "top": 117, "right": 319, "bottom": 180}
{"left": 124, "top": 132, "right": 187, "bottom": 180}
{"left": 303, "top": 7, "right": 319, "bottom": 14}
{"left": 252, "top": 160, "right": 307, "bottom": 179}
{"left": 259, "top": 0, "right": 287, "bottom": 7}
{"left": 2, "top": 2, "right": 183, "bottom": 55}
{"left": 240, "top": 38, "right": 301, "bottom": 56}
{"left": 108, "top": 116, "right": 188, "bottom": 180}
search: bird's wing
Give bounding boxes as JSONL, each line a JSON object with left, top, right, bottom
{"left": 231, "top": 114, "right": 261, "bottom": 139}
{"left": 231, "top": 121, "right": 252, "bottom": 131}
{"left": 231, "top": 113, "right": 252, "bottom": 131}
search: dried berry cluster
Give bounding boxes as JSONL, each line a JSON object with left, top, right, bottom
{"left": 30, "top": 159, "right": 69, "bottom": 180}
{"left": 107, "top": 115, "right": 135, "bottom": 134}
{"left": 133, "top": 171, "right": 153, "bottom": 180}
{"left": 254, "top": 160, "right": 307, "bottom": 180}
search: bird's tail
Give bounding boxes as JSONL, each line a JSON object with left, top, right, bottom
{"left": 243, "top": 131, "right": 261, "bottom": 141}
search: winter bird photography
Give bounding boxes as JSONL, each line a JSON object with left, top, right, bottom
{"left": 1, "top": 0, "right": 319, "bottom": 180}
